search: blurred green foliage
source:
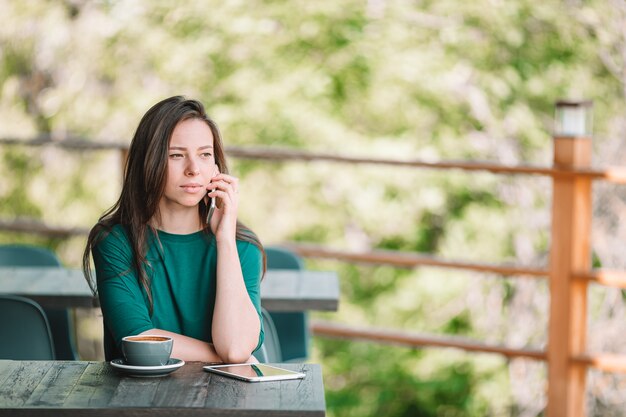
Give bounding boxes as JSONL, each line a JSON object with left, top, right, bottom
{"left": 1, "top": 0, "right": 625, "bottom": 415}
{"left": 319, "top": 339, "right": 493, "bottom": 417}
{"left": 1, "top": 149, "right": 43, "bottom": 218}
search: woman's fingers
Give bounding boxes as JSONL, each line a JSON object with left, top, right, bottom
{"left": 206, "top": 174, "right": 239, "bottom": 236}
{"left": 206, "top": 189, "right": 236, "bottom": 207}
{"left": 207, "top": 180, "right": 238, "bottom": 194}
{"left": 211, "top": 174, "right": 238, "bottom": 189}
{"left": 206, "top": 175, "right": 239, "bottom": 213}
{"left": 206, "top": 175, "right": 240, "bottom": 200}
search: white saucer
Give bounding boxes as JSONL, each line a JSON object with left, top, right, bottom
{"left": 110, "top": 358, "right": 185, "bottom": 377}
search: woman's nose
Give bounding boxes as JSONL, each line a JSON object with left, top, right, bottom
{"left": 185, "top": 159, "right": 200, "bottom": 176}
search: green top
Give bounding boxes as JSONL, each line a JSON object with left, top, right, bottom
{"left": 93, "top": 225, "right": 264, "bottom": 361}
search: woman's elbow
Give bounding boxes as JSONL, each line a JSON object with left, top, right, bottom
{"left": 220, "top": 347, "right": 253, "bottom": 364}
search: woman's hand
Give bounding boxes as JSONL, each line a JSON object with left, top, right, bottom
{"left": 206, "top": 171, "right": 239, "bottom": 241}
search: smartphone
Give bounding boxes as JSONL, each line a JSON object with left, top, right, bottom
{"left": 206, "top": 177, "right": 217, "bottom": 224}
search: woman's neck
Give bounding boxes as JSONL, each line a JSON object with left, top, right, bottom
{"left": 152, "top": 205, "right": 202, "bottom": 235}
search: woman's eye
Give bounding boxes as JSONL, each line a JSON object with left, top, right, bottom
{"left": 169, "top": 153, "right": 184, "bottom": 159}
{"left": 200, "top": 152, "right": 213, "bottom": 158}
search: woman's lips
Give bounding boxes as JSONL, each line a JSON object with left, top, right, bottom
{"left": 180, "top": 184, "right": 204, "bottom": 193}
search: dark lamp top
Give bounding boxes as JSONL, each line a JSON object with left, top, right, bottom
{"left": 555, "top": 100, "right": 593, "bottom": 108}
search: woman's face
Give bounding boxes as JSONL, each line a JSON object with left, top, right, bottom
{"left": 160, "top": 118, "right": 217, "bottom": 212}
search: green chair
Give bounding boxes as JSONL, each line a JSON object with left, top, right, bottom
{"left": 266, "top": 246, "right": 309, "bottom": 362}
{"left": 255, "top": 307, "right": 282, "bottom": 363}
{"left": 0, "top": 245, "right": 61, "bottom": 266}
{"left": 0, "top": 244, "right": 79, "bottom": 360}
{"left": 0, "top": 294, "right": 55, "bottom": 359}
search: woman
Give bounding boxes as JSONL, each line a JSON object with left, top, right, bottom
{"left": 83, "top": 96, "right": 265, "bottom": 364}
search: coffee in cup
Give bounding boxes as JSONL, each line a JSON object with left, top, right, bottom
{"left": 121, "top": 335, "right": 173, "bottom": 366}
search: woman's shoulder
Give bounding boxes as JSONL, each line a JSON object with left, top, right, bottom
{"left": 236, "top": 240, "right": 264, "bottom": 278}
{"left": 236, "top": 239, "right": 262, "bottom": 255}
{"left": 94, "top": 224, "right": 131, "bottom": 252}
{"left": 236, "top": 239, "right": 263, "bottom": 265}
{"left": 90, "top": 224, "right": 135, "bottom": 270}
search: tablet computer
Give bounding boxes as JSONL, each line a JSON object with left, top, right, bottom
{"left": 203, "top": 363, "right": 306, "bottom": 382}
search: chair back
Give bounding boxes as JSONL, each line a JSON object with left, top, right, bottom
{"left": 255, "top": 340, "right": 269, "bottom": 363}
{"left": 256, "top": 307, "right": 282, "bottom": 363}
{"left": 0, "top": 244, "right": 62, "bottom": 267}
{"left": 0, "top": 244, "right": 78, "bottom": 360}
{"left": 265, "top": 246, "right": 304, "bottom": 270}
{"left": 0, "top": 295, "right": 55, "bottom": 360}
{"left": 265, "top": 246, "right": 309, "bottom": 362}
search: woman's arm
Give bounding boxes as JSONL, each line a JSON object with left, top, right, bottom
{"left": 208, "top": 173, "right": 262, "bottom": 363}
{"left": 139, "top": 328, "right": 259, "bottom": 363}
{"left": 138, "top": 328, "right": 223, "bottom": 362}
{"left": 213, "top": 241, "right": 261, "bottom": 363}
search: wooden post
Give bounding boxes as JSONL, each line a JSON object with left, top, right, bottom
{"left": 547, "top": 135, "right": 592, "bottom": 417}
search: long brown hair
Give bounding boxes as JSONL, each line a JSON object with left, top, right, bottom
{"left": 83, "top": 96, "right": 265, "bottom": 310}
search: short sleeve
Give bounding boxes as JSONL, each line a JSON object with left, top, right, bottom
{"left": 237, "top": 241, "right": 265, "bottom": 351}
{"left": 93, "top": 226, "right": 154, "bottom": 349}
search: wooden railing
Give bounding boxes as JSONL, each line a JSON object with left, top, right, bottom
{"left": 4, "top": 134, "right": 626, "bottom": 181}
{"left": 2, "top": 133, "right": 626, "bottom": 417}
